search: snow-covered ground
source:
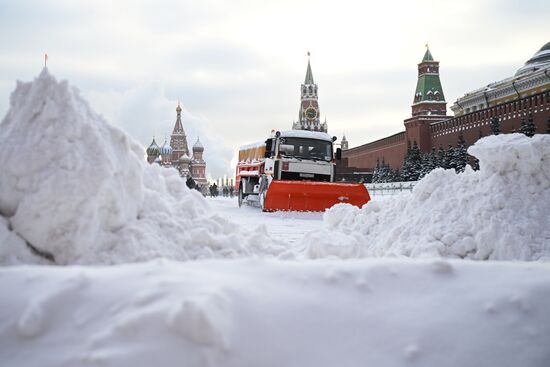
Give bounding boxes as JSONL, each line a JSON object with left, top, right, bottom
{"left": 2, "top": 70, "right": 550, "bottom": 367}
{"left": 304, "top": 134, "right": 550, "bottom": 261}
{"left": 209, "top": 197, "right": 323, "bottom": 244}
{"left": 2, "top": 259, "right": 549, "bottom": 367}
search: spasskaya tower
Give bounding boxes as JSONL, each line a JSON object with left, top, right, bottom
{"left": 292, "top": 52, "right": 328, "bottom": 132}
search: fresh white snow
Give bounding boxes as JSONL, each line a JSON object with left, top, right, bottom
{"left": 305, "top": 134, "right": 550, "bottom": 261}
{"left": 209, "top": 197, "right": 323, "bottom": 250}
{"left": 1, "top": 69, "right": 550, "bottom": 367}
{"left": 0, "top": 69, "right": 283, "bottom": 265}
{"left": 1, "top": 259, "right": 549, "bottom": 367}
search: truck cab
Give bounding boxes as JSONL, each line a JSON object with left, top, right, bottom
{"left": 264, "top": 130, "right": 340, "bottom": 182}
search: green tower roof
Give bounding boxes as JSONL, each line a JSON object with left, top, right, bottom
{"left": 414, "top": 74, "right": 445, "bottom": 103}
{"left": 422, "top": 48, "right": 434, "bottom": 62}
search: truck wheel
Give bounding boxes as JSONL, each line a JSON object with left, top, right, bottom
{"left": 258, "top": 175, "right": 269, "bottom": 212}
{"left": 259, "top": 190, "right": 266, "bottom": 211}
{"left": 238, "top": 185, "right": 243, "bottom": 208}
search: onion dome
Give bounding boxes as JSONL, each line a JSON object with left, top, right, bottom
{"left": 179, "top": 153, "right": 191, "bottom": 163}
{"left": 176, "top": 102, "right": 182, "bottom": 113}
{"left": 146, "top": 137, "right": 160, "bottom": 156}
{"left": 192, "top": 137, "right": 204, "bottom": 152}
{"left": 159, "top": 139, "right": 173, "bottom": 155}
{"left": 516, "top": 41, "right": 550, "bottom": 76}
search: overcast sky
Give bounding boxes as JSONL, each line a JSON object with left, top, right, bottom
{"left": 0, "top": 0, "right": 548, "bottom": 179}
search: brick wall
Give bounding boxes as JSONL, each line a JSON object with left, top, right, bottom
{"left": 343, "top": 90, "right": 550, "bottom": 171}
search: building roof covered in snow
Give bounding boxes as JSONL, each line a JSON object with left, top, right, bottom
{"left": 192, "top": 137, "right": 204, "bottom": 152}
{"left": 515, "top": 41, "right": 550, "bottom": 76}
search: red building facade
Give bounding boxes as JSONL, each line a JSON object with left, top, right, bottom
{"left": 343, "top": 42, "right": 550, "bottom": 172}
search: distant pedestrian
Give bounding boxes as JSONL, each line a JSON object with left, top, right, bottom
{"left": 186, "top": 177, "right": 196, "bottom": 190}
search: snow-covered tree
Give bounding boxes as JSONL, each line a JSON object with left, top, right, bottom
{"left": 391, "top": 168, "right": 401, "bottom": 182}
{"left": 490, "top": 117, "right": 500, "bottom": 135}
{"left": 411, "top": 142, "right": 422, "bottom": 180}
{"left": 445, "top": 145, "right": 456, "bottom": 171}
{"left": 376, "top": 158, "right": 393, "bottom": 183}
{"left": 471, "top": 156, "right": 480, "bottom": 171}
{"left": 371, "top": 158, "right": 381, "bottom": 183}
{"left": 524, "top": 113, "right": 537, "bottom": 137}
{"left": 518, "top": 116, "right": 527, "bottom": 135}
{"left": 437, "top": 146, "right": 447, "bottom": 169}
{"left": 455, "top": 133, "right": 468, "bottom": 173}
{"left": 419, "top": 147, "right": 438, "bottom": 179}
{"left": 401, "top": 141, "right": 422, "bottom": 181}
{"left": 401, "top": 143, "right": 412, "bottom": 181}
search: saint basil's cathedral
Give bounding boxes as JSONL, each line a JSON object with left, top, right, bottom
{"left": 145, "top": 103, "right": 207, "bottom": 191}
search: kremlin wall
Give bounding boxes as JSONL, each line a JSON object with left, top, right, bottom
{"left": 341, "top": 41, "right": 550, "bottom": 176}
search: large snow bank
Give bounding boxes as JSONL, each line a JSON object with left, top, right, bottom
{"left": 0, "top": 69, "right": 282, "bottom": 265}
{"left": 305, "top": 134, "right": 550, "bottom": 261}
{"left": 1, "top": 259, "right": 549, "bottom": 367}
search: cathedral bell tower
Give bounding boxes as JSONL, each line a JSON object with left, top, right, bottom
{"left": 170, "top": 102, "right": 190, "bottom": 161}
{"left": 293, "top": 52, "right": 327, "bottom": 132}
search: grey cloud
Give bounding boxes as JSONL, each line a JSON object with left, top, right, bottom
{"left": 167, "top": 41, "right": 262, "bottom": 73}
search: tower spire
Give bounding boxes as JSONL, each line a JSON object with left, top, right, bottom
{"left": 170, "top": 102, "right": 189, "bottom": 157}
{"left": 422, "top": 43, "right": 434, "bottom": 62}
{"left": 305, "top": 51, "right": 314, "bottom": 84}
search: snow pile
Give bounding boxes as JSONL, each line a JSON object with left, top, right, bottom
{"left": 305, "top": 134, "right": 550, "bottom": 261}
{"left": 1, "top": 259, "right": 549, "bottom": 367}
{"left": 0, "top": 69, "right": 282, "bottom": 265}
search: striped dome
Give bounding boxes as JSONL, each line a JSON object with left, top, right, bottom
{"left": 159, "top": 140, "right": 172, "bottom": 155}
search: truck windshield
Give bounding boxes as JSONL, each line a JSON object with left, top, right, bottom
{"left": 278, "top": 138, "right": 333, "bottom": 162}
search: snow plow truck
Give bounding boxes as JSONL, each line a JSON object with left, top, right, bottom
{"left": 235, "top": 130, "right": 370, "bottom": 212}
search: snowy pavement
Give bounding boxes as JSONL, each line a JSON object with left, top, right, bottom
{"left": 207, "top": 197, "right": 324, "bottom": 246}
{"left": 2, "top": 258, "right": 549, "bottom": 367}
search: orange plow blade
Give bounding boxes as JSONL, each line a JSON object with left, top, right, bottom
{"left": 263, "top": 180, "right": 371, "bottom": 212}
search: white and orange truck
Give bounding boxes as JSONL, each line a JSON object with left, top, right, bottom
{"left": 235, "top": 130, "right": 370, "bottom": 212}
